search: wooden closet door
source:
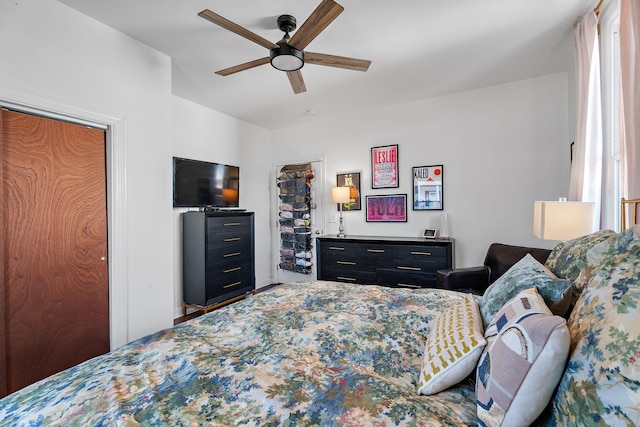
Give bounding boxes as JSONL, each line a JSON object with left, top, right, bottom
{"left": 0, "top": 109, "right": 109, "bottom": 397}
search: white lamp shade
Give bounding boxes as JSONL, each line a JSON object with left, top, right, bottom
{"left": 332, "top": 186, "right": 351, "bottom": 204}
{"left": 533, "top": 201, "right": 596, "bottom": 240}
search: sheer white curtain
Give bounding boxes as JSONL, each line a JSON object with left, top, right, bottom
{"left": 620, "top": 0, "right": 640, "bottom": 202}
{"left": 569, "top": 12, "right": 603, "bottom": 219}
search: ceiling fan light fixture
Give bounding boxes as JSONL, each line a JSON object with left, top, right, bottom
{"left": 200, "top": 3, "right": 370, "bottom": 94}
{"left": 270, "top": 42, "right": 304, "bottom": 72}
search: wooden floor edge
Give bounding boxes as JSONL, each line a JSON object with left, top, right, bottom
{"left": 174, "top": 284, "right": 283, "bottom": 325}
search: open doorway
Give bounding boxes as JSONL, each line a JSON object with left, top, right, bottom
{"left": 272, "top": 159, "right": 325, "bottom": 284}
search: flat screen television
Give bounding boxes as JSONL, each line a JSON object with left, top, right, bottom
{"left": 173, "top": 157, "right": 239, "bottom": 208}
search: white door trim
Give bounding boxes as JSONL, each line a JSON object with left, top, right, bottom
{"left": 0, "top": 83, "right": 129, "bottom": 349}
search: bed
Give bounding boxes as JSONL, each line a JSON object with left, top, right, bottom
{"left": 0, "top": 281, "right": 477, "bottom": 426}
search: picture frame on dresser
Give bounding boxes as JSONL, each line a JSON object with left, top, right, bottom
{"left": 366, "top": 194, "right": 407, "bottom": 222}
{"left": 371, "top": 144, "right": 399, "bottom": 189}
{"left": 412, "top": 165, "right": 443, "bottom": 210}
{"left": 336, "top": 171, "right": 362, "bottom": 211}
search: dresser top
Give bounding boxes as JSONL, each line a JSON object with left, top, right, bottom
{"left": 317, "top": 235, "right": 453, "bottom": 244}
{"left": 183, "top": 210, "right": 254, "bottom": 217}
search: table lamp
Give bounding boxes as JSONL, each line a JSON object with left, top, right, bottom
{"left": 332, "top": 186, "right": 351, "bottom": 238}
{"left": 533, "top": 199, "right": 596, "bottom": 240}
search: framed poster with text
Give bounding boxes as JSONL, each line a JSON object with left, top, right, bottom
{"left": 371, "top": 144, "right": 399, "bottom": 188}
{"left": 412, "top": 165, "right": 443, "bottom": 210}
{"left": 365, "top": 194, "right": 407, "bottom": 222}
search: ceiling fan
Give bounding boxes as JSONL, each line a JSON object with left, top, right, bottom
{"left": 198, "top": 0, "right": 371, "bottom": 94}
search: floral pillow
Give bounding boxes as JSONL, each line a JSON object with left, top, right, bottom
{"left": 544, "top": 229, "right": 616, "bottom": 291}
{"left": 476, "top": 287, "right": 570, "bottom": 426}
{"left": 546, "top": 237, "right": 640, "bottom": 426}
{"left": 417, "top": 295, "right": 486, "bottom": 395}
{"left": 479, "top": 254, "right": 572, "bottom": 328}
{"left": 584, "top": 224, "right": 640, "bottom": 278}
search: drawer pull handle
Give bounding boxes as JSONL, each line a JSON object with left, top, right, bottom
{"left": 399, "top": 283, "right": 421, "bottom": 289}
{"left": 337, "top": 276, "right": 357, "bottom": 282}
{"left": 223, "top": 281, "right": 242, "bottom": 289}
{"left": 367, "top": 249, "right": 385, "bottom": 253}
{"left": 411, "top": 251, "right": 432, "bottom": 256}
{"left": 337, "top": 261, "right": 356, "bottom": 265}
{"left": 397, "top": 266, "right": 422, "bottom": 271}
{"left": 224, "top": 222, "right": 241, "bottom": 226}
{"left": 224, "top": 252, "right": 241, "bottom": 257}
{"left": 224, "top": 237, "right": 241, "bottom": 242}
{"left": 329, "top": 246, "right": 345, "bottom": 250}
{"left": 224, "top": 267, "right": 241, "bottom": 273}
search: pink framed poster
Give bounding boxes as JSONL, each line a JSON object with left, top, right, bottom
{"left": 365, "top": 194, "right": 407, "bottom": 222}
{"left": 371, "top": 144, "right": 399, "bottom": 188}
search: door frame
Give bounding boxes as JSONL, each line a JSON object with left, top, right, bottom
{"left": 271, "top": 156, "right": 326, "bottom": 284}
{"left": 0, "top": 83, "right": 129, "bottom": 350}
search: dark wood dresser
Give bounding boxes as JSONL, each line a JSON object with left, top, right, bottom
{"left": 182, "top": 211, "right": 255, "bottom": 307}
{"left": 317, "top": 235, "right": 454, "bottom": 289}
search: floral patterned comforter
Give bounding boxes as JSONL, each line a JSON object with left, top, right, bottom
{"left": 0, "top": 281, "right": 478, "bottom": 426}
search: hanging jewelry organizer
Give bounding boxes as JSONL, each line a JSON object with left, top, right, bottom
{"left": 277, "top": 163, "right": 313, "bottom": 274}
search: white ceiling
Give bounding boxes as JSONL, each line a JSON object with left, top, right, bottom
{"left": 57, "top": 0, "right": 591, "bottom": 130}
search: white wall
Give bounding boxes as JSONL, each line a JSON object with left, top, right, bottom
{"left": 267, "top": 74, "right": 571, "bottom": 269}
{"left": 171, "top": 96, "right": 269, "bottom": 318}
{"left": 238, "top": 125, "right": 273, "bottom": 289}
{"left": 0, "top": 0, "right": 174, "bottom": 341}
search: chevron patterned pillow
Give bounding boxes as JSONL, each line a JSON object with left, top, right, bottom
{"left": 417, "top": 294, "right": 486, "bottom": 395}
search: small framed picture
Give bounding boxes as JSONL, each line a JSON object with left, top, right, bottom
{"left": 336, "top": 171, "right": 361, "bottom": 211}
{"left": 371, "top": 144, "right": 399, "bottom": 188}
{"left": 412, "top": 165, "right": 443, "bottom": 210}
{"left": 365, "top": 194, "right": 407, "bottom": 222}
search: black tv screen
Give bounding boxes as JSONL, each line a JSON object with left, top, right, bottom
{"left": 173, "top": 157, "right": 239, "bottom": 208}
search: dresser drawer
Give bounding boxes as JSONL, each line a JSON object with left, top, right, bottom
{"left": 210, "top": 274, "right": 253, "bottom": 292}
{"left": 204, "top": 277, "right": 253, "bottom": 306}
{"left": 207, "top": 216, "right": 252, "bottom": 234}
{"left": 207, "top": 259, "right": 253, "bottom": 287}
{"left": 388, "top": 257, "right": 449, "bottom": 272}
{"left": 206, "top": 250, "right": 251, "bottom": 271}
{"left": 318, "top": 255, "right": 376, "bottom": 271}
{"left": 377, "top": 267, "right": 439, "bottom": 289}
{"left": 393, "top": 245, "right": 448, "bottom": 261}
{"left": 207, "top": 234, "right": 252, "bottom": 253}
{"left": 319, "top": 242, "right": 389, "bottom": 265}
{"left": 388, "top": 245, "right": 448, "bottom": 270}
{"left": 318, "top": 268, "right": 377, "bottom": 285}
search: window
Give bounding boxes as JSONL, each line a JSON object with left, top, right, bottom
{"left": 598, "top": 0, "right": 621, "bottom": 230}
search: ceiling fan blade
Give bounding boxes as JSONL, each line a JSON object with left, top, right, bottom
{"left": 199, "top": 9, "right": 278, "bottom": 50}
{"left": 305, "top": 52, "right": 371, "bottom": 72}
{"left": 215, "top": 57, "right": 270, "bottom": 76}
{"left": 287, "top": 70, "right": 307, "bottom": 94}
{"left": 288, "top": 0, "right": 344, "bottom": 50}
